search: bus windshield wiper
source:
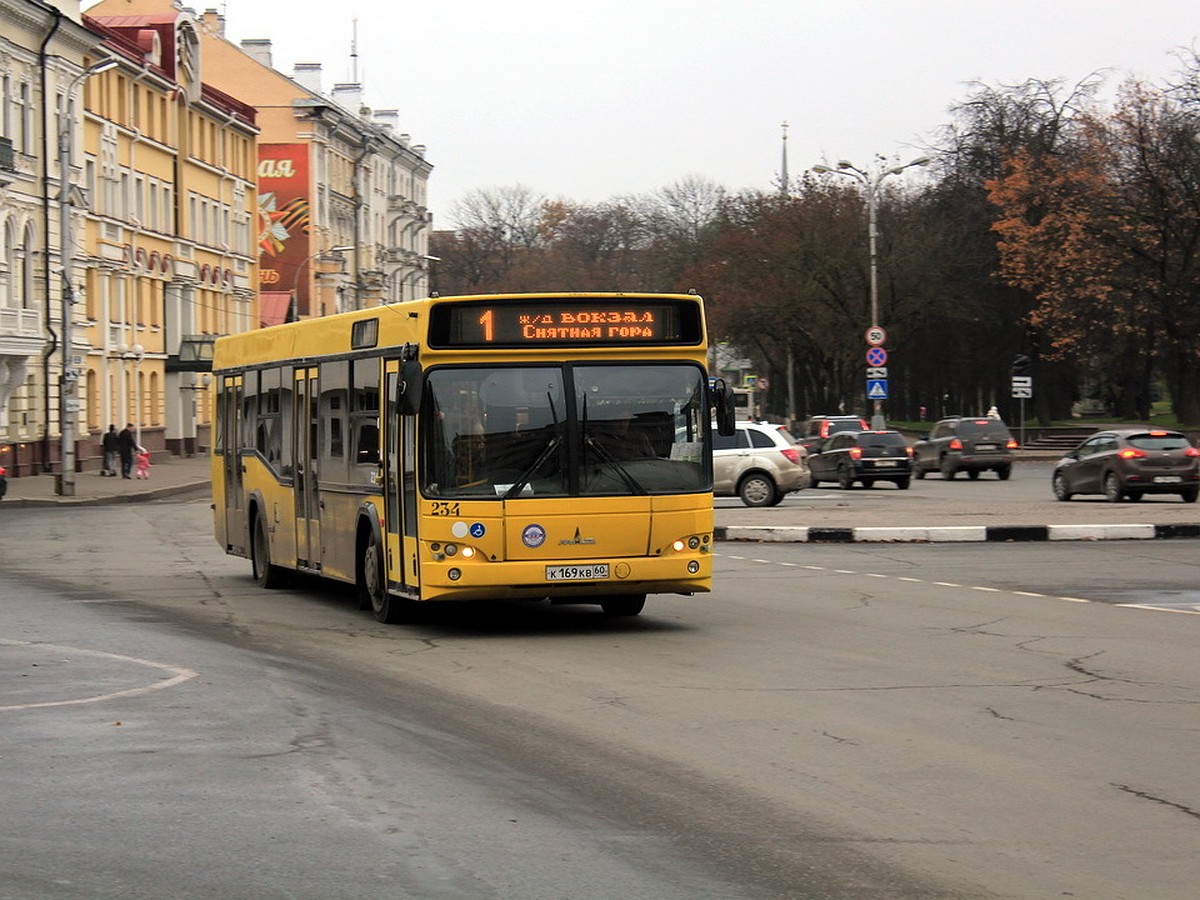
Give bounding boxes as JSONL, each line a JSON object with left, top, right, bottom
{"left": 502, "top": 435, "right": 561, "bottom": 499}
{"left": 583, "top": 434, "right": 647, "bottom": 495}
{"left": 504, "top": 391, "right": 563, "bottom": 499}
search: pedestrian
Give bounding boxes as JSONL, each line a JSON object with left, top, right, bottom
{"left": 101, "top": 424, "right": 120, "bottom": 476}
{"left": 117, "top": 423, "right": 137, "bottom": 479}
{"left": 135, "top": 449, "right": 152, "bottom": 479}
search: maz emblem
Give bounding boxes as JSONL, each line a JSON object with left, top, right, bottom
{"left": 560, "top": 527, "right": 596, "bottom": 546}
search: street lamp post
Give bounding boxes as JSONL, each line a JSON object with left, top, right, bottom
{"left": 812, "top": 155, "right": 929, "bottom": 429}
{"left": 57, "top": 57, "right": 117, "bottom": 496}
{"left": 288, "top": 245, "right": 353, "bottom": 321}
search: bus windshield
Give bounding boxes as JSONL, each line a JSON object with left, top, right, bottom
{"left": 422, "top": 363, "right": 710, "bottom": 499}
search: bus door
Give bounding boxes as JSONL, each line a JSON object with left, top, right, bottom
{"left": 219, "top": 375, "right": 246, "bottom": 554}
{"left": 384, "top": 362, "right": 419, "bottom": 591}
{"left": 294, "top": 367, "right": 321, "bottom": 569}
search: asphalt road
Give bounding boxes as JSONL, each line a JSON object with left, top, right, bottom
{"left": 3, "top": 496, "right": 1199, "bottom": 898}
{"left": 716, "top": 460, "right": 1200, "bottom": 529}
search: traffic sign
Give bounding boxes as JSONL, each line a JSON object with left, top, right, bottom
{"left": 866, "top": 379, "right": 888, "bottom": 400}
{"left": 1011, "top": 375, "right": 1033, "bottom": 399}
{"left": 865, "top": 325, "right": 887, "bottom": 346}
{"left": 865, "top": 346, "right": 887, "bottom": 367}
{"left": 866, "top": 366, "right": 888, "bottom": 379}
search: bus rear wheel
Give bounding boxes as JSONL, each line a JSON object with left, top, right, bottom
{"left": 252, "top": 514, "right": 286, "bottom": 589}
{"left": 600, "top": 594, "right": 646, "bottom": 617}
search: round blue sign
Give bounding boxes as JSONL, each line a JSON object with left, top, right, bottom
{"left": 865, "top": 346, "right": 888, "bottom": 367}
{"left": 470, "top": 522, "right": 486, "bottom": 539}
{"left": 521, "top": 524, "right": 546, "bottom": 548}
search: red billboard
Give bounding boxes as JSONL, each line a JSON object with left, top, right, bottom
{"left": 257, "top": 144, "right": 312, "bottom": 317}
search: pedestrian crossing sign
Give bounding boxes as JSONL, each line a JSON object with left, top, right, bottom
{"left": 866, "top": 379, "right": 888, "bottom": 400}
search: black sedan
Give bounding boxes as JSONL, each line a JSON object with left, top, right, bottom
{"left": 809, "top": 430, "right": 913, "bottom": 490}
{"left": 1052, "top": 427, "right": 1200, "bottom": 502}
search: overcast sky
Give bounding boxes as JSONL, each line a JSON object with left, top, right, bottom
{"left": 102, "top": 1, "right": 1200, "bottom": 225}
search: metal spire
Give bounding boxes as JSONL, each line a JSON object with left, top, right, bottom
{"left": 780, "top": 121, "right": 789, "bottom": 194}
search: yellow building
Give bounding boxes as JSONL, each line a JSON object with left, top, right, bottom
{"left": 80, "top": 9, "right": 258, "bottom": 460}
{"left": 89, "top": 0, "right": 433, "bottom": 327}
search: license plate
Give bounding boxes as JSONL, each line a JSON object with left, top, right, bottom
{"left": 1153, "top": 476, "right": 1182, "bottom": 483}
{"left": 873, "top": 460, "right": 898, "bottom": 467}
{"left": 545, "top": 564, "right": 610, "bottom": 581}
{"left": 975, "top": 443, "right": 997, "bottom": 451}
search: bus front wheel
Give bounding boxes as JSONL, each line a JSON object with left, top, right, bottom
{"left": 361, "top": 534, "right": 405, "bottom": 624}
{"left": 600, "top": 594, "right": 646, "bottom": 617}
{"left": 252, "top": 514, "right": 286, "bottom": 589}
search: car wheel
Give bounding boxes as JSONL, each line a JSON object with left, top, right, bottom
{"left": 940, "top": 457, "right": 956, "bottom": 480}
{"left": 1103, "top": 471, "right": 1124, "bottom": 502}
{"left": 997, "top": 466, "right": 1012, "bottom": 481}
{"left": 1181, "top": 487, "right": 1199, "bottom": 503}
{"left": 915, "top": 465, "right": 926, "bottom": 480}
{"left": 837, "top": 466, "right": 854, "bottom": 490}
{"left": 738, "top": 473, "right": 777, "bottom": 507}
{"left": 862, "top": 479, "right": 875, "bottom": 489}
{"left": 895, "top": 477, "right": 911, "bottom": 490}
{"left": 967, "top": 469, "right": 980, "bottom": 481}
{"left": 1126, "top": 491, "right": 1143, "bottom": 502}
{"left": 1052, "top": 472, "right": 1072, "bottom": 501}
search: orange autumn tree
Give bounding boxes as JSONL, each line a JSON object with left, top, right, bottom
{"left": 989, "top": 81, "right": 1200, "bottom": 423}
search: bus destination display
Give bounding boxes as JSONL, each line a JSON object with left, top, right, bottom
{"left": 430, "top": 299, "right": 702, "bottom": 348}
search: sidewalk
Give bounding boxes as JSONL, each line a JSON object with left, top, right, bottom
{"left": 1, "top": 454, "right": 213, "bottom": 508}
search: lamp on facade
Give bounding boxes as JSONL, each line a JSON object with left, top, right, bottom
{"left": 811, "top": 155, "right": 930, "bottom": 429}
{"left": 57, "top": 57, "right": 117, "bottom": 496}
{"left": 288, "top": 245, "right": 353, "bottom": 321}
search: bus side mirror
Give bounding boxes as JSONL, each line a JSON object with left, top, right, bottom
{"left": 398, "top": 360, "right": 423, "bottom": 416}
{"left": 711, "top": 378, "right": 736, "bottom": 436}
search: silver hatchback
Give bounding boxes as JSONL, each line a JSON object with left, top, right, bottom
{"left": 712, "top": 422, "right": 810, "bottom": 507}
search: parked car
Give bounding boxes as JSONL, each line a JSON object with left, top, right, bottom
{"left": 809, "top": 430, "right": 913, "bottom": 490}
{"left": 712, "top": 421, "right": 810, "bottom": 507}
{"left": 1052, "top": 427, "right": 1200, "bottom": 503}
{"left": 913, "top": 416, "right": 1017, "bottom": 480}
{"left": 797, "top": 415, "right": 869, "bottom": 454}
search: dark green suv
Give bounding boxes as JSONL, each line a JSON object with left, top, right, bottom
{"left": 913, "top": 417, "right": 1017, "bottom": 480}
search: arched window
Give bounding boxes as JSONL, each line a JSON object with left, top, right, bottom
{"left": 148, "top": 370, "right": 160, "bottom": 426}
{"left": 86, "top": 368, "right": 99, "bottom": 432}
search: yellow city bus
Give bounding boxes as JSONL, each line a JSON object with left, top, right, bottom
{"left": 211, "top": 291, "right": 735, "bottom": 622}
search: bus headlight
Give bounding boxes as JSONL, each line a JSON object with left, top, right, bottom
{"left": 672, "top": 540, "right": 685, "bottom": 552}
{"left": 461, "top": 546, "right": 475, "bottom": 559}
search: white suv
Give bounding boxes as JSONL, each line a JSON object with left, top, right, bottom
{"left": 712, "top": 422, "right": 810, "bottom": 506}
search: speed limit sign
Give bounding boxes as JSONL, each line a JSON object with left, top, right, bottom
{"left": 865, "top": 325, "right": 887, "bottom": 346}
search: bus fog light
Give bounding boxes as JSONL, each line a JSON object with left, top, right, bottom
{"left": 687, "top": 560, "right": 700, "bottom": 574}
{"left": 448, "top": 568, "right": 462, "bottom": 581}
{"left": 672, "top": 540, "right": 685, "bottom": 552}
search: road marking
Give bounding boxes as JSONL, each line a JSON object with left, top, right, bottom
{"left": 715, "top": 552, "right": 1200, "bottom": 616}
{"left": 0, "top": 639, "right": 198, "bottom": 712}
